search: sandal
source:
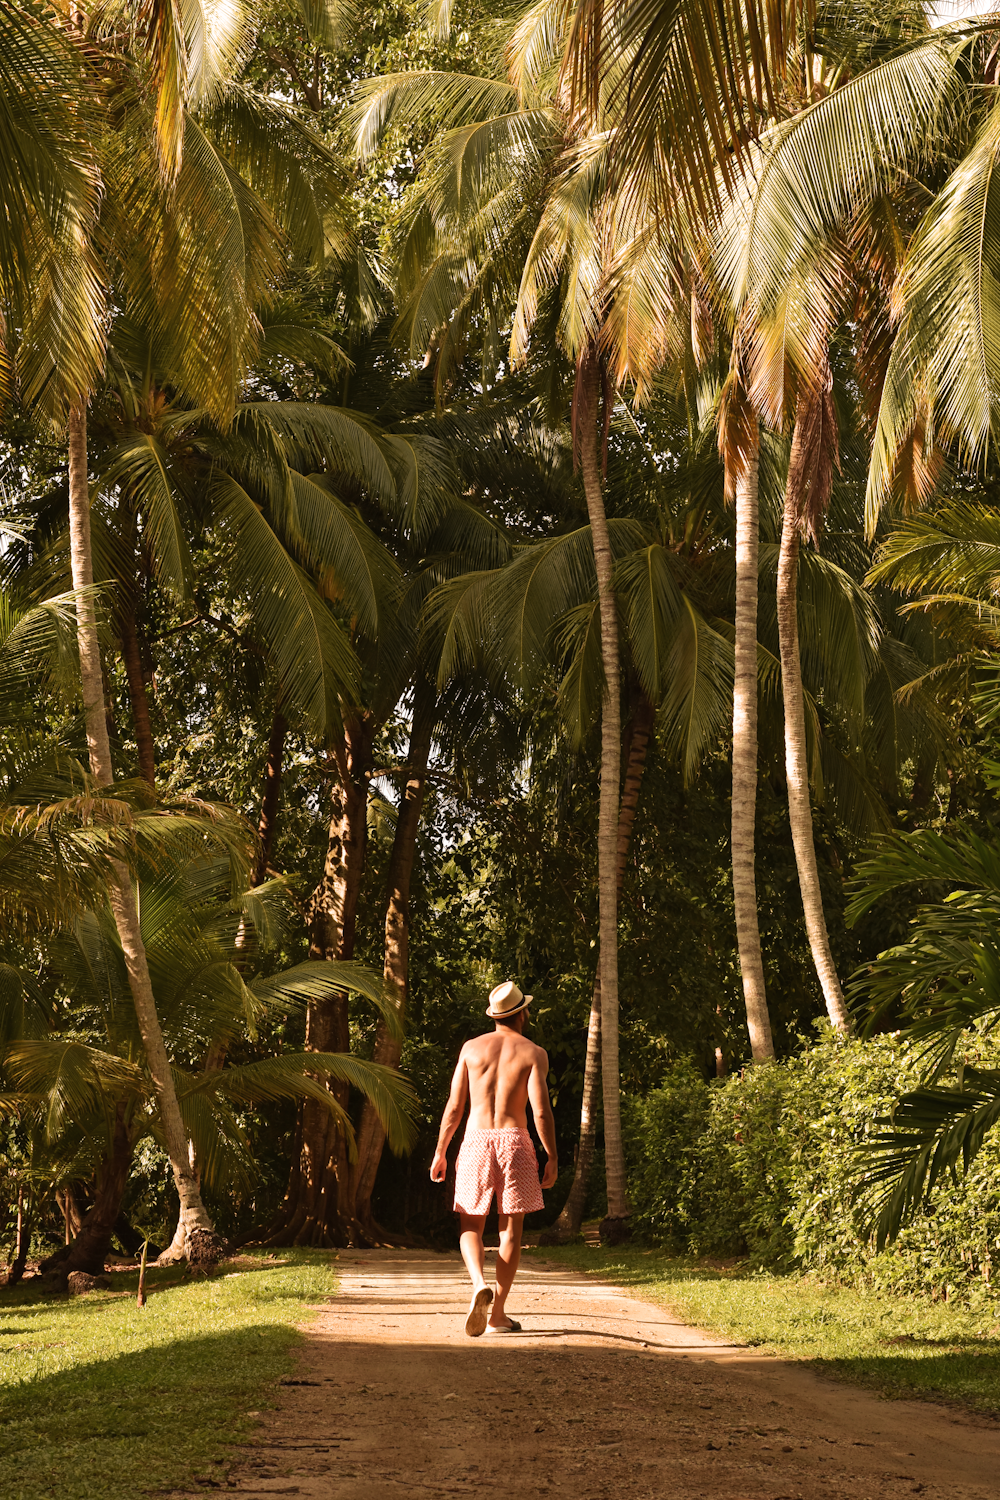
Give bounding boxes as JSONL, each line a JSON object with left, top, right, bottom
{"left": 465, "top": 1286, "right": 493, "bottom": 1337}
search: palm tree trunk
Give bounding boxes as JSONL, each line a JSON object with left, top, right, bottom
{"left": 253, "top": 709, "right": 288, "bottom": 886}
{"left": 349, "top": 678, "right": 437, "bottom": 1234}
{"left": 264, "top": 715, "right": 373, "bottom": 1247}
{"left": 120, "top": 594, "right": 156, "bottom": 787}
{"left": 67, "top": 400, "right": 221, "bottom": 1266}
{"left": 8, "top": 1185, "right": 31, "bottom": 1286}
{"left": 551, "top": 691, "right": 655, "bottom": 1238}
{"left": 578, "top": 347, "right": 628, "bottom": 1226}
{"left": 778, "top": 405, "right": 851, "bottom": 1033}
{"left": 731, "top": 445, "right": 775, "bottom": 1061}
{"left": 55, "top": 1104, "right": 136, "bottom": 1277}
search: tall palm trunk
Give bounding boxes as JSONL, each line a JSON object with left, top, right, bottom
{"left": 67, "top": 400, "right": 221, "bottom": 1266}
{"left": 731, "top": 446, "right": 775, "bottom": 1061}
{"left": 158, "top": 717, "right": 287, "bottom": 1265}
{"left": 349, "top": 678, "right": 437, "bottom": 1234}
{"left": 120, "top": 593, "right": 156, "bottom": 787}
{"left": 778, "top": 399, "right": 850, "bottom": 1033}
{"left": 551, "top": 690, "right": 655, "bottom": 1239}
{"left": 577, "top": 347, "right": 627, "bottom": 1226}
{"left": 264, "top": 714, "right": 373, "bottom": 1247}
{"left": 253, "top": 709, "right": 288, "bottom": 886}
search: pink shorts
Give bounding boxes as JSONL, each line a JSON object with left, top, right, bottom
{"left": 453, "top": 1128, "right": 544, "bottom": 1216}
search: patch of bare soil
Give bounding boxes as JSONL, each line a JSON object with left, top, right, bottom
{"left": 185, "top": 1249, "right": 1000, "bottom": 1499}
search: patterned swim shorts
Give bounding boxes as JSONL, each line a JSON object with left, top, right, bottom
{"left": 453, "top": 1127, "right": 544, "bottom": 1216}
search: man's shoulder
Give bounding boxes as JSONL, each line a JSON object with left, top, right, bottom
{"left": 518, "top": 1035, "right": 547, "bottom": 1064}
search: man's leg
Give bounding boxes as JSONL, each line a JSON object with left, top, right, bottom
{"left": 459, "top": 1212, "right": 494, "bottom": 1335}
{"left": 458, "top": 1213, "right": 488, "bottom": 1291}
{"left": 490, "top": 1212, "right": 524, "bottom": 1328}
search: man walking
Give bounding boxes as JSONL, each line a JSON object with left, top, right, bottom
{"left": 430, "top": 981, "right": 558, "bottom": 1335}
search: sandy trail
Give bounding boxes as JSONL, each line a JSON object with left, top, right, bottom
{"left": 215, "top": 1249, "right": 1000, "bottom": 1499}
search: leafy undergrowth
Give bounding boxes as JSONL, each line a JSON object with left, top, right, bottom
{"left": 532, "top": 1244, "right": 1000, "bottom": 1416}
{"left": 0, "top": 1250, "right": 336, "bottom": 1500}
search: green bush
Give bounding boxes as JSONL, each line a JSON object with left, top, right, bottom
{"left": 626, "top": 1029, "right": 1000, "bottom": 1305}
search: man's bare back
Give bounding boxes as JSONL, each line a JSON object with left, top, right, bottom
{"left": 430, "top": 984, "right": 557, "bottom": 1336}
{"left": 459, "top": 1028, "right": 549, "bottom": 1132}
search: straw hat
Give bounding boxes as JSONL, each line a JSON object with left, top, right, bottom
{"left": 486, "top": 980, "right": 532, "bottom": 1018}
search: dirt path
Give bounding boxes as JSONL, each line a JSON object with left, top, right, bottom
{"left": 217, "top": 1249, "right": 1000, "bottom": 1499}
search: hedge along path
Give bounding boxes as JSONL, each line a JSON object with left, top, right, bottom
{"left": 209, "top": 1250, "right": 1000, "bottom": 1500}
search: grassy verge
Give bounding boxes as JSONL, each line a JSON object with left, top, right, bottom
{"left": 530, "top": 1244, "right": 1000, "bottom": 1416}
{"left": 0, "top": 1251, "right": 336, "bottom": 1500}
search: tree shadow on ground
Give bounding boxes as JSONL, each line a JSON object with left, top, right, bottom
{"left": 0, "top": 1301, "right": 298, "bottom": 1500}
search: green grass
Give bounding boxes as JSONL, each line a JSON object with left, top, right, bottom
{"left": 0, "top": 1251, "right": 336, "bottom": 1500}
{"left": 531, "top": 1244, "right": 1000, "bottom": 1415}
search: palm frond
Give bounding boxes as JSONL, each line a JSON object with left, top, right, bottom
{"left": 211, "top": 473, "right": 359, "bottom": 733}
{"left": 868, "top": 100, "right": 1000, "bottom": 525}
{"left": 289, "top": 471, "right": 400, "bottom": 639}
{"left": 857, "top": 1071, "right": 1000, "bottom": 1249}
{"left": 348, "top": 72, "right": 519, "bottom": 160}
{"left": 251, "top": 959, "right": 404, "bottom": 1039}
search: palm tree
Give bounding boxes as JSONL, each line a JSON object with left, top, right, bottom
{"left": 427, "top": 388, "right": 751, "bottom": 1228}
{"left": 0, "top": 854, "right": 416, "bottom": 1278}
{"left": 6, "top": 0, "right": 363, "bottom": 1262}
{"left": 350, "top": 37, "right": 658, "bottom": 1229}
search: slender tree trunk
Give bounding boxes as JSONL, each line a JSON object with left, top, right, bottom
{"left": 263, "top": 715, "right": 373, "bottom": 1247}
{"left": 165, "top": 712, "right": 289, "bottom": 1245}
{"left": 731, "top": 445, "right": 775, "bottom": 1061}
{"left": 67, "top": 400, "right": 221, "bottom": 1267}
{"left": 56, "top": 1185, "right": 86, "bottom": 1243}
{"left": 120, "top": 595, "right": 156, "bottom": 787}
{"left": 551, "top": 691, "right": 655, "bottom": 1240}
{"left": 350, "top": 679, "right": 436, "bottom": 1235}
{"left": 778, "top": 406, "right": 851, "bottom": 1033}
{"left": 254, "top": 710, "right": 288, "bottom": 885}
{"left": 578, "top": 348, "right": 628, "bottom": 1227}
{"left": 8, "top": 1186, "right": 31, "bottom": 1286}
{"left": 53, "top": 1106, "right": 136, "bottom": 1277}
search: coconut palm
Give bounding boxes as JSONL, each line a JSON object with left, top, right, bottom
{"left": 0, "top": 853, "right": 416, "bottom": 1277}
{"left": 349, "top": 23, "right": 669, "bottom": 1228}
{"left": 3, "top": 0, "right": 363, "bottom": 1261}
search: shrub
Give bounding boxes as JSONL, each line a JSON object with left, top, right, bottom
{"left": 626, "top": 1028, "right": 1000, "bottom": 1305}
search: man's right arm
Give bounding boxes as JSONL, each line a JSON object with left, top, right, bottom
{"left": 528, "top": 1046, "right": 558, "bottom": 1188}
{"left": 429, "top": 1047, "right": 469, "bottom": 1183}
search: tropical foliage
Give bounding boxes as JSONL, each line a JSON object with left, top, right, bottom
{"left": 4, "top": 0, "right": 1000, "bottom": 1301}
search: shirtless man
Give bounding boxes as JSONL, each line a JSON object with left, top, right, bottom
{"left": 430, "top": 981, "right": 558, "bottom": 1336}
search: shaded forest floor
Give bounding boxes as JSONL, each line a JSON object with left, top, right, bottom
{"left": 204, "top": 1249, "right": 1000, "bottom": 1500}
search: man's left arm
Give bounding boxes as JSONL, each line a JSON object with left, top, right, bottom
{"left": 430, "top": 1048, "right": 469, "bottom": 1183}
{"left": 528, "top": 1048, "right": 558, "bottom": 1188}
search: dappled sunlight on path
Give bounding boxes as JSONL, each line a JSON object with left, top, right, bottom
{"left": 202, "top": 1251, "right": 1000, "bottom": 1500}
